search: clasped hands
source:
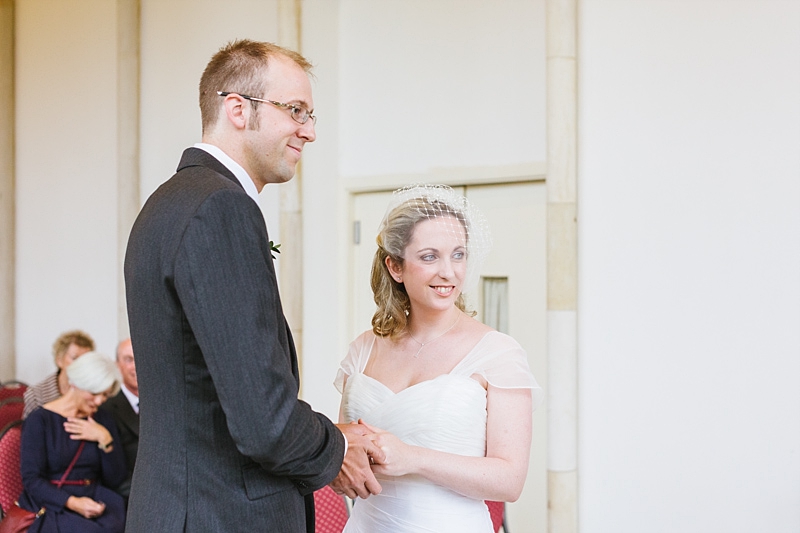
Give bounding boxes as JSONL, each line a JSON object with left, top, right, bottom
{"left": 330, "top": 419, "right": 412, "bottom": 500}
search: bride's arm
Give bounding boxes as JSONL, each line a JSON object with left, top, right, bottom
{"left": 367, "top": 385, "right": 533, "bottom": 502}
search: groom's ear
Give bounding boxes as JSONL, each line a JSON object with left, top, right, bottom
{"left": 219, "top": 93, "right": 249, "bottom": 131}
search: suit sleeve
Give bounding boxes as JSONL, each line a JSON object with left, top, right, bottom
{"left": 173, "top": 188, "right": 344, "bottom": 492}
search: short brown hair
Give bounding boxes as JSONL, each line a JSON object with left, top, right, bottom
{"left": 52, "top": 330, "right": 95, "bottom": 363}
{"left": 199, "top": 39, "right": 313, "bottom": 133}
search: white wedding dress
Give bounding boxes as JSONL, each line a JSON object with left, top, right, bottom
{"left": 335, "top": 330, "right": 543, "bottom": 533}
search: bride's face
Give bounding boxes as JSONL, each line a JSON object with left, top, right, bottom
{"left": 391, "top": 216, "right": 467, "bottom": 312}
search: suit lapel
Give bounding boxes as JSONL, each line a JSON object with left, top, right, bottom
{"left": 110, "top": 392, "right": 140, "bottom": 435}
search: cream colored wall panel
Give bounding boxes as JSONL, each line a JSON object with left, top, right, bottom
{"left": 548, "top": 470, "right": 577, "bottom": 533}
{"left": 546, "top": 56, "right": 577, "bottom": 203}
{"left": 546, "top": 202, "right": 577, "bottom": 310}
{"left": 16, "top": 0, "right": 120, "bottom": 379}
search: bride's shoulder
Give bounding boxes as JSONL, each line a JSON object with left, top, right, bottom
{"left": 348, "top": 329, "right": 379, "bottom": 354}
{"left": 463, "top": 323, "right": 524, "bottom": 358}
{"left": 464, "top": 315, "right": 493, "bottom": 333}
{"left": 462, "top": 317, "right": 520, "bottom": 349}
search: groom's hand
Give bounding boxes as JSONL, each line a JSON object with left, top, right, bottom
{"left": 331, "top": 422, "right": 386, "bottom": 499}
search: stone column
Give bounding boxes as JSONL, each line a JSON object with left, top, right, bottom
{"left": 116, "top": 0, "right": 140, "bottom": 340}
{"left": 277, "top": 0, "right": 304, "bottom": 378}
{"left": 546, "top": 0, "right": 578, "bottom": 531}
{"left": 0, "top": 0, "right": 14, "bottom": 381}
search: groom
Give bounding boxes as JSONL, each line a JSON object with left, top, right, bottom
{"left": 124, "top": 40, "right": 383, "bottom": 532}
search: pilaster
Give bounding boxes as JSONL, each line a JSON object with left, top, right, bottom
{"left": 546, "top": 0, "right": 579, "bottom": 531}
{"left": 277, "top": 0, "right": 304, "bottom": 376}
{"left": 0, "top": 0, "right": 15, "bottom": 381}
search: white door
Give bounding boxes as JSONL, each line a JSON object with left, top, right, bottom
{"left": 351, "top": 182, "right": 547, "bottom": 533}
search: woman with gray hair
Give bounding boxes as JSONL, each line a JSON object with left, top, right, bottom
{"left": 17, "top": 351, "right": 127, "bottom": 532}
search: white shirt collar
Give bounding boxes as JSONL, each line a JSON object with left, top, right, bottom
{"left": 193, "top": 143, "right": 260, "bottom": 203}
{"left": 120, "top": 383, "right": 139, "bottom": 414}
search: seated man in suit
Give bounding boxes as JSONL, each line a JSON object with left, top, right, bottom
{"left": 100, "top": 338, "right": 139, "bottom": 501}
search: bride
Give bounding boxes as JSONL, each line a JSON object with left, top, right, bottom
{"left": 335, "top": 184, "right": 544, "bottom": 532}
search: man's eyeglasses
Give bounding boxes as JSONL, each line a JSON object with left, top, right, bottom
{"left": 217, "top": 91, "right": 316, "bottom": 125}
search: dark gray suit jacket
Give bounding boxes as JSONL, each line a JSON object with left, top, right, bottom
{"left": 124, "top": 148, "right": 345, "bottom": 532}
{"left": 99, "top": 390, "right": 139, "bottom": 498}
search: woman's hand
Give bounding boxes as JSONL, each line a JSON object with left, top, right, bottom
{"left": 66, "top": 495, "right": 106, "bottom": 519}
{"left": 64, "top": 417, "right": 113, "bottom": 449}
{"left": 360, "top": 420, "right": 417, "bottom": 477}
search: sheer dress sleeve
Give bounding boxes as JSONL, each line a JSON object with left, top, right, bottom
{"left": 454, "top": 331, "right": 544, "bottom": 411}
{"left": 334, "top": 330, "right": 375, "bottom": 394}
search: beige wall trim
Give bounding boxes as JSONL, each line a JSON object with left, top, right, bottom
{"left": 546, "top": 0, "right": 578, "bottom": 531}
{"left": 277, "top": 0, "right": 304, "bottom": 375}
{"left": 549, "top": 470, "right": 578, "bottom": 533}
{"left": 0, "top": 0, "right": 15, "bottom": 381}
{"left": 342, "top": 162, "right": 547, "bottom": 194}
{"left": 117, "top": 0, "right": 141, "bottom": 341}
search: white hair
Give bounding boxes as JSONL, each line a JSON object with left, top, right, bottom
{"left": 66, "top": 351, "right": 121, "bottom": 396}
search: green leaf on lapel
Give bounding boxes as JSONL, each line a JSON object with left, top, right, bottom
{"left": 269, "top": 241, "right": 281, "bottom": 260}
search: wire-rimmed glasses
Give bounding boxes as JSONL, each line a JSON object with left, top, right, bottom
{"left": 217, "top": 91, "right": 316, "bottom": 125}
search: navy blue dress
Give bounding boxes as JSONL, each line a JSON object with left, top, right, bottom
{"left": 18, "top": 407, "right": 127, "bottom": 533}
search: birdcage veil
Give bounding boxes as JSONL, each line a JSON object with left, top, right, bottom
{"left": 376, "top": 184, "right": 492, "bottom": 296}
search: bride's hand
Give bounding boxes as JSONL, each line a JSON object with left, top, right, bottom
{"left": 359, "top": 420, "right": 416, "bottom": 477}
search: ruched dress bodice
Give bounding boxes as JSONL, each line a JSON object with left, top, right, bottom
{"left": 335, "top": 330, "right": 543, "bottom": 533}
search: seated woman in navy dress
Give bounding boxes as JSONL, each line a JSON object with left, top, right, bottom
{"left": 19, "top": 351, "right": 127, "bottom": 533}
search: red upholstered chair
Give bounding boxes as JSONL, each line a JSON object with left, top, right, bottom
{"left": 0, "top": 382, "right": 27, "bottom": 402}
{"left": 314, "top": 485, "right": 349, "bottom": 533}
{"left": 0, "top": 398, "right": 24, "bottom": 431}
{"left": 485, "top": 500, "right": 508, "bottom": 533}
{"left": 0, "top": 420, "right": 24, "bottom": 516}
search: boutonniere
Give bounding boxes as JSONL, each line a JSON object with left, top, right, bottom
{"left": 269, "top": 241, "right": 281, "bottom": 259}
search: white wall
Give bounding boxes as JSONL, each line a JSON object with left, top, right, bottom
{"left": 577, "top": 1, "right": 800, "bottom": 531}
{"left": 15, "top": 0, "right": 120, "bottom": 378}
{"left": 338, "top": 0, "right": 546, "bottom": 177}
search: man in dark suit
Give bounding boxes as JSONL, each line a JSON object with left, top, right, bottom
{"left": 100, "top": 338, "right": 139, "bottom": 501}
{"left": 124, "top": 40, "right": 383, "bottom": 532}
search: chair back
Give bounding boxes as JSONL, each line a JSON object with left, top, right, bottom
{"left": 0, "top": 382, "right": 27, "bottom": 402}
{"left": 0, "top": 420, "right": 24, "bottom": 515}
{"left": 486, "top": 500, "right": 506, "bottom": 533}
{"left": 314, "top": 486, "right": 349, "bottom": 533}
{"left": 0, "top": 399, "right": 23, "bottom": 431}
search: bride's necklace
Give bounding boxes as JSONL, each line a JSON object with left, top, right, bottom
{"left": 407, "top": 313, "right": 461, "bottom": 358}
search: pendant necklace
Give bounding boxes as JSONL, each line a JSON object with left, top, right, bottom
{"left": 407, "top": 313, "right": 461, "bottom": 358}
